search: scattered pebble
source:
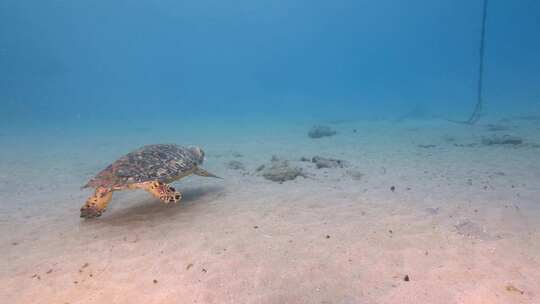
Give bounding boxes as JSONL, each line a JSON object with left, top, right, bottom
{"left": 153, "top": 279, "right": 158, "bottom": 284}
{"left": 403, "top": 275, "right": 410, "bottom": 282}
{"left": 325, "top": 235, "right": 331, "bottom": 239}
{"left": 390, "top": 186, "right": 395, "bottom": 192}
{"left": 79, "top": 262, "right": 89, "bottom": 273}
{"left": 186, "top": 264, "right": 194, "bottom": 270}
{"left": 506, "top": 284, "right": 524, "bottom": 295}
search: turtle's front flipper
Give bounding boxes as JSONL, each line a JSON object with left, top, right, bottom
{"left": 81, "top": 187, "right": 113, "bottom": 218}
{"left": 139, "top": 181, "right": 182, "bottom": 204}
{"left": 194, "top": 167, "right": 222, "bottom": 179}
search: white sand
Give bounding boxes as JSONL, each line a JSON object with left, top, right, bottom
{"left": 1, "top": 119, "right": 539, "bottom": 303}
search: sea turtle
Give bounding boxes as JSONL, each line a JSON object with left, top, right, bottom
{"left": 80, "top": 144, "right": 220, "bottom": 218}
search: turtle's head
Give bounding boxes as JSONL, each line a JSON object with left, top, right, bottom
{"left": 188, "top": 146, "right": 205, "bottom": 164}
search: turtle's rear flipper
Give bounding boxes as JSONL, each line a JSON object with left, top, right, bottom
{"left": 81, "top": 187, "right": 113, "bottom": 218}
{"left": 194, "top": 167, "right": 223, "bottom": 179}
{"left": 139, "top": 181, "right": 182, "bottom": 204}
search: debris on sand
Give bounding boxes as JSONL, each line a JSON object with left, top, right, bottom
{"left": 226, "top": 160, "right": 246, "bottom": 170}
{"left": 346, "top": 169, "right": 364, "bottom": 181}
{"left": 506, "top": 284, "right": 525, "bottom": 295}
{"left": 454, "top": 143, "right": 478, "bottom": 148}
{"left": 308, "top": 125, "right": 336, "bottom": 139}
{"left": 259, "top": 158, "right": 305, "bottom": 183}
{"left": 481, "top": 135, "right": 523, "bottom": 146}
{"left": 311, "top": 156, "right": 346, "bottom": 169}
{"left": 454, "top": 219, "right": 495, "bottom": 241}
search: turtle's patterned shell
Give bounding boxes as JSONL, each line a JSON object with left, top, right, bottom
{"left": 85, "top": 144, "right": 201, "bottom": 189}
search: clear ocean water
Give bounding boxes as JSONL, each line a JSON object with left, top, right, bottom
{"left": 1, "top": 1, "right": 539, "bottom": 303}
{"left": 2, "top": 1, "right": 538, "bottom": 128}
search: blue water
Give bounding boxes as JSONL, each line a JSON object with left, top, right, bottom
{"left": 3, "top": 2, "right": 540, "bottom": 302}
{"left": 1, "top": 0, "right": 539, "bottom": 130}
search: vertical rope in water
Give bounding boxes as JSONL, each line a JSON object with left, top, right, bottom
{"left": 466, "top": 0, "right": 489, "bottom": 124}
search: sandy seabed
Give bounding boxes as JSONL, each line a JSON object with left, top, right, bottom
{"left": 1, "top": 119, "right": 539, "bottom": 304}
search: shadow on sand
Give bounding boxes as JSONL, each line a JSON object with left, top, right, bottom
{"left": 82, "top": 185, "right": 226, "bottom": 226}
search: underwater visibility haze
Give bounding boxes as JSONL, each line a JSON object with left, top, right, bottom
{"left": 1, "top": 1, "right": 540, "bottom": 303}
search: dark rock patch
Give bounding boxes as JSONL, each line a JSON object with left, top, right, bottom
{"left": 311, "top": 156, "right": 346, "bottom": 169}
{"left": 481, "top": 135, "right": 523, "bottom": 146}
{"left": 308, "top": 125, "right": 337, "bottom": 139}
{"left": 260, "top": 159, "right": 305, "bottom": 183}
{"left": 454, "top": 143, "right": 478, "bottom": 148}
